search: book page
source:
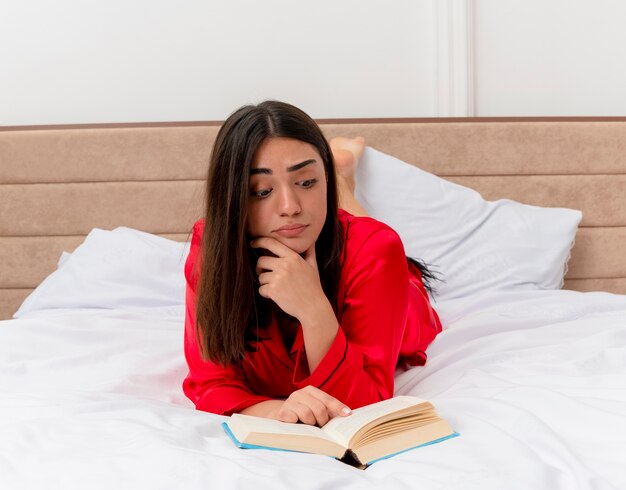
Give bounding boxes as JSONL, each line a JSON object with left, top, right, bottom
{"left": 321, "top": 396, "right": 428, "bottom": 447}
{"left": 353, "top": 419, "right": 456, "bottom": 465}
{"left": 227, "top": 414, "right": 347, "bottom": 459}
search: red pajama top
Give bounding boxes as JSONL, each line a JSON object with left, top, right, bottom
{"left": 182, "top": 209, "right": 442, "bottom": 415}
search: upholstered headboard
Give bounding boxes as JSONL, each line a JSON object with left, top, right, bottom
{"left": 1, "top": 118, "right": 625, "bottom": 320}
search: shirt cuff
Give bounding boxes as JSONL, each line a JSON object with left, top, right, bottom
{"left": 292, "top": 326, "right": 363, "bottom": 389}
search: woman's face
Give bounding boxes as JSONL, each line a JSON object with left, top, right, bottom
{"left": 247, "top": 137, "right": 327, "bottom": 254}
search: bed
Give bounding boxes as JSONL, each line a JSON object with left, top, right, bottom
{"left": 1, "top": 118, "right": 626, "bottom": 489}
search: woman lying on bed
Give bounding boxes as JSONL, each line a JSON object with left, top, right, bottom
{"left": 182, "top": 100, "right": 442, "bottom": 426}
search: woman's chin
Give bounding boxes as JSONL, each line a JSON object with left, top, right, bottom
{"left": 276, "top": 237, "right": 312, "bottom": 255}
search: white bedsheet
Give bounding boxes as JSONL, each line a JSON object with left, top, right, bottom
{"left": 2, "top": 289, "right": 626, "bottom": 490}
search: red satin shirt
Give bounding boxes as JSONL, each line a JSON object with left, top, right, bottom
{"left": 182, "top": 209, "right": 442, "bottom": 415}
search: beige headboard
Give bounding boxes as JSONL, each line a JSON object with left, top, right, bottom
{"left": 1, "top": 118, "right": 625, "bottom": 320}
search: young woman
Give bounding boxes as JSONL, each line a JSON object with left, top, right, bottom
{"left": 183, "top": 100, "right": 442, "bottom": 427}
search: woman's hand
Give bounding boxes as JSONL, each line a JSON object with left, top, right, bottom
{"left": 271, "top": 386, "right": 351, "bottom": 426}
{"left": 251, "top": 236, "right": 340, "bottom": 374}
{"left": 251, "top": 237, "right": 327, "bottom": 323}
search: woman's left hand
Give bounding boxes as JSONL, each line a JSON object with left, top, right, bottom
{"left": 251, "top": 237, "right": 327, "bottom": 323}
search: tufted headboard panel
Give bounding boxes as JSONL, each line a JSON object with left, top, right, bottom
{"left": 2, "top": 117, "right": 625, "bottom": 319}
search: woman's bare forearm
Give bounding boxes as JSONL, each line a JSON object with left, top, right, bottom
{"left": 299, "top": 297, "right": 339, "bottom": 374}
{"left": 239, "top": 399, "right": 284, "bottom": 418}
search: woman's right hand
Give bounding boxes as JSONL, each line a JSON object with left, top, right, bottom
{"left": 272, "top": 386, "right": 351, "bottom": 426}
{"left": 239, "top": 386, "right": 351, "bottom": 426}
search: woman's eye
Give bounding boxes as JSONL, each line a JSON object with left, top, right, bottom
{"left": 299, "top": 179, "right": 318, "bottom": 188}
{"left": 251, "top": 188, "right": 272, "bottom": 199}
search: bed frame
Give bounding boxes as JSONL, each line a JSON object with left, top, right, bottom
{"left": 1, "top": 117, "right": 625, "bottom": 320}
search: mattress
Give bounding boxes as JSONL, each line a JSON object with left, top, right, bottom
{"left": 2, "top": 287, "right": 625, "bottom": 489}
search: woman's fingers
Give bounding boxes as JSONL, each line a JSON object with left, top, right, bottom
{"left": 314, "top": 390, "right": 351, "bottom": 418}
{"left": 326, "top": 399, "right": 352, "bottom": 418}
{"left": 277, "top": 401, "right": 316, "bottom": 425}
{"left": 280, "top": 387, "right": 351, "bottom": 426}
{"left": 278, "top": 399, "right": 330, "bottom": 426}
{"left": 275, "top": 407, "right": 299, "bottom": 424}
{"left": 294, "top": 402, "right": 319, "bottom": 426}
{"left": 300, "top": 396, "right": 331, "bottom": 426}
{"left": 251, "top": 237, "right": 294, "bottom": 258}
{"left": 255, "top": 255, "right": 274, "bottom": 274}
{"left": 257, "top": 271, "right": 271, "bottom": 285}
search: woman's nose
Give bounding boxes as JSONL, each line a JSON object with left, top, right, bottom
{"left": 278, "top": 186, "right": 302, "bottom": 216}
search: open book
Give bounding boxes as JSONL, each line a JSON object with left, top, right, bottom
{"left": 222, "top": 395, "right": 458, "bottom": 469}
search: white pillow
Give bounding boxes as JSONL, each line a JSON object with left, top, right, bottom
{"left": 13, "top": 227, "right": 190, "bottom": 318}
{"left": 354, "top": 147, "right": 582, "bottom": 300}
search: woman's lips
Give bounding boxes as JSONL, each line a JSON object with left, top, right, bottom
{"left": 274, "top": 224, "right": 308, "bottom": 238}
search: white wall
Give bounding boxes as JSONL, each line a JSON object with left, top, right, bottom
{"left": 474, "top": 0, "right": 626, "bottom": 116}
{"left": 2, "top": 1, "right": 626, "bottom": 125}
{"left": 1, "top": 0, "right": 435, "bottom": 125}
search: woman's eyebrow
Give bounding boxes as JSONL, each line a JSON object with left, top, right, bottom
{"left": 250, "top": 159, "right": 316, "bottom": 175}
{"left": 287, "top": 159, "right": 316, "bottom": 172}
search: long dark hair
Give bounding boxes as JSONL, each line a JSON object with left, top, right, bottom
{"left": 194, "top": 100, "right": 343, "bottom": 366}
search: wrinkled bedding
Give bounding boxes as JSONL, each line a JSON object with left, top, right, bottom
{"left": 2, "top": 289, "right": 625, "bottom": 489}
